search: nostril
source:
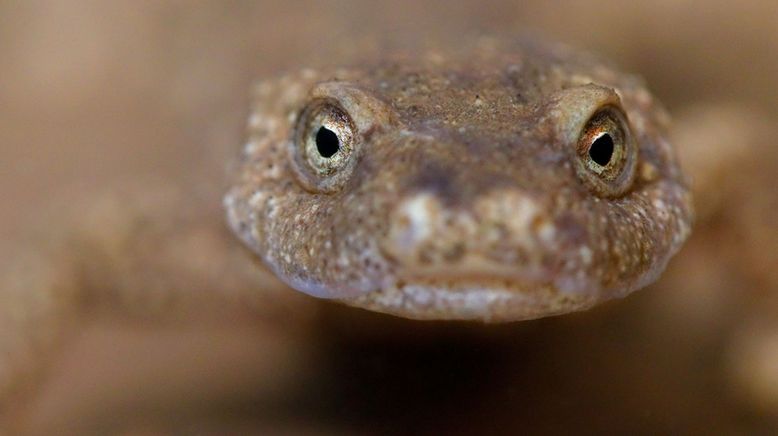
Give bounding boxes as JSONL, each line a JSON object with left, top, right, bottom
{"left": 388, "top": 193, "right": 439, "bottom": 253}
{"left": 471, "top": 189, "right": 565, "bottom": 262}
{"left": 385, "top": 192, "right": 481, "bottom": 269}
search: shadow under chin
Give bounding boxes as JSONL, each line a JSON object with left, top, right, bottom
{"left": 265, "top": 295, "right": 756, "bottom": 435}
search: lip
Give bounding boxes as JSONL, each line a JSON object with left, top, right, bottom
{"left": 384, "top": 263, "right": 559, "bottom": 289}
{"left": 344, "top": 275, "right": 603, "bottom": 322}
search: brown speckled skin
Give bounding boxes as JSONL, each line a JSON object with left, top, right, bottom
{"left": 226, "top": 37, "right": 693, "bottom": 321}
{"left": 0, "top": 37, "right": 694, "bottom": 428}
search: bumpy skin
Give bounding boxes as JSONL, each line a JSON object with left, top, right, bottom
{"left": 225, "top": 37, "right": 693, "bottom": 321}
{"left": 0, "top": 36, "right": 694, "bottom": 432}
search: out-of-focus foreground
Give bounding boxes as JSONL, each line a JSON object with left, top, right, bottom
{"left": 1, "top": 1, "right": 778, "bottom": 434}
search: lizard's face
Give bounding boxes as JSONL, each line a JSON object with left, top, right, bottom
{"left": 225, "top": 39, "right": 692, "bottom": 321}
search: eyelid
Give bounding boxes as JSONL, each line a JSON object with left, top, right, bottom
{"left": 546, "top": 84, "right": 624, "bottom": 145}
{"left": 309, "top": 82, "right": 400, "bottom": 133}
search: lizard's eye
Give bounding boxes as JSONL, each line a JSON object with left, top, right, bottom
{"left": 575, "top": 106, "right": 637, "bottom": 197}
{"left": 299, "top": 100, "right": 355, "bottom": 175}
{"left": 292, "top": 99, "right": 358, "bottom": 191}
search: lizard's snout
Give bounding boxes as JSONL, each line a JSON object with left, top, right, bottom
{"left": 381, "top": 186, "right": 586, "bottom": 286}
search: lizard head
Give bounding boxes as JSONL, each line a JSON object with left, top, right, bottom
{"left": 225, "top": 38, "right": 692, "bottom": 321}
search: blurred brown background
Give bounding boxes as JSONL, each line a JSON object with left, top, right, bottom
{"left": 2, "top": 1, "right": 778, "bottom": 434}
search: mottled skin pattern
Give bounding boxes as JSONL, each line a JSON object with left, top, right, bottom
{"left": 0, "top": 37, "right": 693, "bottom": 431}
{"left": 225, "top": 37, "right": 692, "bottom": 321}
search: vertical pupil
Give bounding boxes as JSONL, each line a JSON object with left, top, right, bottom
{"left": 589, "top": 133, "right": 614, "bottom": 166}
{"left": 316, "top": 126, "right": 340, "bottom": 158}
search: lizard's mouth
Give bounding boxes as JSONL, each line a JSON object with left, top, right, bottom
{"left": 342, "top": 276, "right": 604, "bottom": 322}
{"left": 341, "top": 187, "right": 609, "bottom": 321}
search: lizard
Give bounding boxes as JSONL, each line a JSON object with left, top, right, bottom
{"left": 0, "top": 36, "right": 692, "bottom": 429}
{"left": 225, "top": 36, "right": 692, "bottom": 321}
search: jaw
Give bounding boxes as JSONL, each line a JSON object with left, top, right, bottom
{"left": 342, "top": 276, "right": 605, "bottom": 322}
